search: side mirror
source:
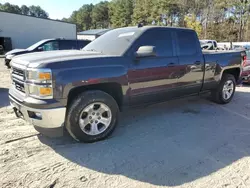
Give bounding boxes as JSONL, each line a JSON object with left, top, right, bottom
{"left": 135, "top": 46, "right": 156, "bottom": 58}
{"left": 37, "top": 46, "right": 44, "bottom": 51}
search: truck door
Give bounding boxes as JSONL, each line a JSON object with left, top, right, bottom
{"left": 173, "top": 30, "right": 204, "bottom": 96}
{"left": 128, "top": 28, "right": 179, "bottom": 106}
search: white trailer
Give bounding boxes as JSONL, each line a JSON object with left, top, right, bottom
{"left": 0, "top": 11, "right": 76, "bottom": 50}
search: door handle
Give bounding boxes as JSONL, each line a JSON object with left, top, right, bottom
{"left": 194, "top": 61, "right": 201, "bottom": 65}
{"left": 167, "top": 62, "right": 176, "bottom": 67}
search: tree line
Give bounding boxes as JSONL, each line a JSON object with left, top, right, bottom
{"left": 0, "top": 2, "right": 48, "bottom": 18}
{"left": 62, "top": 0, "right": 250, "bottom": 42}
{"left": 2, "top": 1, "right": 250, "bottom": 42}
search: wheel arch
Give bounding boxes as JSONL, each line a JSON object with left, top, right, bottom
{"left": 67, "top": 82, "right": 124, "bottom": 111}
{"left": 221, "top": 67, "right": 241, "bottom": 82}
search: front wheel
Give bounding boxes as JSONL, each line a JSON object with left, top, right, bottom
{"left": 211, "top": 74, "right": 236, "bottom": 104}
{"left": 65, "top": 90, "right": 119, "bottom": 143}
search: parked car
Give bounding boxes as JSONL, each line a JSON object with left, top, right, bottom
{"left": 0, "top": 45, "right": 3, "bottom": 55}
{"left": 9, "top": 26, "right": 245, "bottom": 143}
{"left": 241, "top": 50, "right": 250, "bottom": 84}
{"left": 4, "top": 38, "right": 90, "bottom": 68}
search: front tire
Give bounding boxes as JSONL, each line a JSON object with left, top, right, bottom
{"left": 65, "top": 90, "right": 119, "bottom": 143}
{"left": 211, "top": 74, "right": 236, "bottom": 104}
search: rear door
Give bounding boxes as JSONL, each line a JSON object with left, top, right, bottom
{"left": 128, "top": 28, "right": 179, "bottom": 106}
{"left": 173, "top": 30, "right": 204, "bottom": 96}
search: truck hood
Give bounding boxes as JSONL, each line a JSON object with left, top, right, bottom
{"left": 5, "top": 49, "right": 27, "bottom": 56}
{"left": 11, "top": 50, "right": 110, "bottom": 68}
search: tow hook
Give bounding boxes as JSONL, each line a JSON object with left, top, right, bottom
{"left": 13, "top": 107, "right": 23, "bottom": 118}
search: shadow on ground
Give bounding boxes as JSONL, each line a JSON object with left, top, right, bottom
{"left": 39, "top": 90, "right": 250, "bottom": 186}
{"left": 0, "top": 88, "right": 9, "bottom": 107}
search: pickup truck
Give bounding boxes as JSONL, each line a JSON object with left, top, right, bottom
{"left": 9, "top": 26, "right": 245, "bottom": 143}
{"left": 4, "top": 38, "right": 90, "bottom": 68}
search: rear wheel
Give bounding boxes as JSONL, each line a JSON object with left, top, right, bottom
{"left": 65, "top": 90, "right": 119, "bottom": 143}
{"left": 211, "top": 74, "right": 236, "bottom": 104}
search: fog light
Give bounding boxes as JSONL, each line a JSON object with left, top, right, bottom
{"left": 35, "top": 112, "right": 42, "bottom": 119}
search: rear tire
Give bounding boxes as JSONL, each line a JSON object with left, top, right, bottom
{"left": 65, "top": 90, "right": 119, "bottom": 143}
{"left": 211, "top": 74, "right": 236, "bottom": 104}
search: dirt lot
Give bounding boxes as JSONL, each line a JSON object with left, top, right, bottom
{"left": 1, "top": 58, "right": 250, "bottom": 188}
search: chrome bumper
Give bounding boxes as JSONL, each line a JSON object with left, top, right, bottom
{"left": 9, "top": 95, "right": 66, "bottom": 130}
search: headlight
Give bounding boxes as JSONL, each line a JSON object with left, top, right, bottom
{"left": 25, "top": 68, "right": 53, "bottom": 99}
{"left": 26, "top": 68, "right": 52, "bottom": 83}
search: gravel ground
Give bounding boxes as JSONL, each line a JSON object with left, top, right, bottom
{"left": 1, "top": 58, "right": 250, "bottom": 188}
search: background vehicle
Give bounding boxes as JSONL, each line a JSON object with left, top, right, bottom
{"left": 241, "top": 50, "right": 250, "bottom": 83}
{"left": 4, "top": 38, "right": 90, "bottom": 68}
{"left": 9, "top": 26, "right": 245, "bottom": 143}
{"left": 0, "top": 45, "right": 3, "bottom": 55}
{"left": 200, "top": 40, "right": 218, "bottom": 50}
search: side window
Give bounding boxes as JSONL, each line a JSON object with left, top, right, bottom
{"left": 135, "top": 29, "right": 173, "bottom": 57}
{"left": 176, "top": 30, "right": 197, "bottom": 56}
{"left": 41, "top": 41, "right": 59, "bottom": 51}
{"left": 60, "top": 41, "right": 77, "bottom": 50}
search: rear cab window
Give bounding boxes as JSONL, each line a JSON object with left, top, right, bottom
{"left": 176, "top": 30, "right": 199, "bottom": 56}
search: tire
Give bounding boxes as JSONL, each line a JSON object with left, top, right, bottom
{"left": 65, "top": 90, "right": 119, "bottom": 143}
{"left": 211, "top": 73, "right": 236, "bottom": 104}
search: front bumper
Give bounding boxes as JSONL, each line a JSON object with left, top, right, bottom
{"left": 5, "top": 58, "right": 11, "bottom": 68}
{"left": 9, "top": 95, "right": 66, "bottom": 137}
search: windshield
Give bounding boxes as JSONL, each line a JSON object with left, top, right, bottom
{"left": 83, "top": 27, "right": 140, "bottom": 56}
{"left": 27, "top": 40, "right": 48, "bottom": 51}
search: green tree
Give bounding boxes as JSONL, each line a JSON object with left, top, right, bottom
{"left": 109, "top": 0, "right": 134, "bottom": 27}
{"left": 92, "top": 1, "right": 110, "bottom": 28}
{"left": 0, "top": 3, "right": 21, "bottom": 14}
{"left": 28, "top": 5, "right": 49, "bottom": 18}
{"left": 184, "top": 14, "right": 202, "bottom": 36}
{"left": 76, "top": 4, "right": 94, "bottom": 31}
{"left": 21, "top": 5, "right": 29, "bottom": 15}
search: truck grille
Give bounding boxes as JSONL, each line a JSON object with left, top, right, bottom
{"left": 11, "top": 67, "right": 25, "bottom": 93}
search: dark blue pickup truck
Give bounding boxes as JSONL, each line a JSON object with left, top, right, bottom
{"left": 9, "top": 26, "right": 245, "bottom": 143}
{"left": 4, "top": 38, "right": 90, "bottom": 68}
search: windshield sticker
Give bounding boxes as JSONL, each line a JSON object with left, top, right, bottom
{"left": 118, "top": 32, "right": 135, "bottom": 37}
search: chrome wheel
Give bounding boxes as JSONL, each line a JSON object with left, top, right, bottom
{"left": 222, "top": 80, "right": 234, "bottom": 100}
{"left": 79, "top": 102, "right": 112, "bottom": 136}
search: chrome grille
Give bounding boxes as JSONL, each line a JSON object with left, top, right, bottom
{"left": 11, "top": 67, "right": 25, "bottom": 93}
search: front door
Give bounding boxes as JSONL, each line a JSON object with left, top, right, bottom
{"left": 127, "top": 28, "right": 179, "bottom": 106}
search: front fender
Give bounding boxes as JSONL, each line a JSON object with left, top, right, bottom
{"left": 53, "top": 65, "right": 128, "bottom": 99}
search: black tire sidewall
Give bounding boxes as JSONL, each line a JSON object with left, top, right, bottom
{"left": 66, "top": 91, "right": 119, "bottom": 143}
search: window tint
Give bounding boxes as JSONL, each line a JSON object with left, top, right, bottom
{"left": 176, "top": 30, "right": 197, "bottom": 56}
{"left": 60, "top": 40, "right": 77, "bottom": 50}
{"left": 41, "top": 41, "right": 59, "bottom": 51}
{"left": 135, "top": 29, "right": 173, "bottom": 57}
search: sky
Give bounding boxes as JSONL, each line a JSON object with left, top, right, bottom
{"left": 1, "top": 0, "right": 107, "bottom": 19}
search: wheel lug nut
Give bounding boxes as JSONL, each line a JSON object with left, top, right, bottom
{"left": 90, "top": 120, "right": 93, "bottom": 123}
{"left": 95, "top": 120, "right": 98, "bottom": 123}
{"left": 89, "top": 116, "right": 92, "bottom": 119}
{"left": 98, "top": 117, "right": 101, "bottom": 120}
{"left": 92, "top": 112, "right": 95, "bottom": 115}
